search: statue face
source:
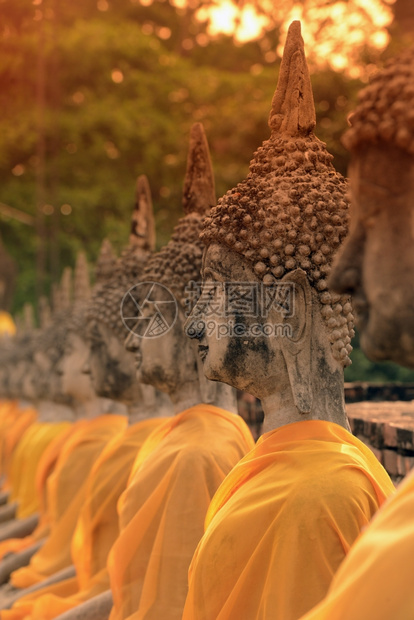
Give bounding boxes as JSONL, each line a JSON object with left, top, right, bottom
{"left": 7, "top": 359, "right": 28, "bottom": 398}
{"left": 34, "top": 346, "right": 64, "bottom": 401}
{"left": 85, "top": 320, "right": 136, "bottom": 401}
{"left": 185, "top": 243, "right": 290, "bottom": 398}
{"left": 57, "top": 331, "right": 96, "bottom": 403}
{"left": 126, "top": 305, "right": 200, "bottom": 396}
{"left": 329, "top": 143, "right": 414, "bottom": 368}
{"left": 21, "top": 362, "right": 39, "bottom": 401}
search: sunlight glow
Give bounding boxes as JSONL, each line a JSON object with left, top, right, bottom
{"left": 278, "top": 0, "right": 394, "bottom": 78}
{"left": 197, "top": 1, "right": 238, "bottom": 37}
{"left": 237, "top": 5, "right": 269, "bottom": 42}
{"left": 196, "top": 1, "right": 270, "bottom": 41}
{"left": 192, "top": 0, "right": 394, "bottom": 78}
{"left": 111, "top": 69, "right": 124, "bottom": 83}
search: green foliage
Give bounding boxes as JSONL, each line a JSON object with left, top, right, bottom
{"left": 1, "top": 0, "right": 410, "bottom": 382}
{"left": 345, "top": 331, "right": 414, "bottom": 383}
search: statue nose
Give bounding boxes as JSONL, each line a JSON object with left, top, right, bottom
{"left": 124, "top": 331, "right": 140, "bottom": 352}
{"left": 184, "top": 316, "right": 205, "bottom": 340}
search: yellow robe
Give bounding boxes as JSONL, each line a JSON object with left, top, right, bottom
{"left": 0, "top": 401, "right": 37, "bottom": 488}
{"left": 300, "top": 466, "right": 414, "bottom": 620}
{"left": 1, "top": 406, "right": 38, "bottom": 491}
{"left": 9, "top": 421, "right": 71, "bottom": 519}
{"left": 0, "top": 400, "right": 21, "bottom": 486}
{"left": 108, "top": 405, "right": 254, "bottom": 620}
{"left": 8, "top": 415, "right": 127, "bottom": 594}
{"left": 183, "top": 420, "right": 395, "bottom": 620}
{"left": 26, "top": 418, "right": 167, "bottom": 620}
{"left": 0, "top": 425, "right": 74, "bottom": 561}
{"left": 0, "top": 311, "right": 16, "bottom": 337}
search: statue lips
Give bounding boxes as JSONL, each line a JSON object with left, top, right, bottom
{"left": 198, "top": 344, "right": 209, "bottom": 362}
{"left": 134, "top": 349, "right": 143, "bottom": 370}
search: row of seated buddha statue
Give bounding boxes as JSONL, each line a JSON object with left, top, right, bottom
{"left": 0, "top": 19, "right": 412, "bottom": 620}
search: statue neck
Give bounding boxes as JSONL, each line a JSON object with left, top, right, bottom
{"left": 73, "top": 397, "right": 127, "bottom": 420}
{"left": 168, "top": 377, "right": 210, "bottom": 415}
{"left": 168, "top": 376, "right": 238, "bottom": 416}
{"left": 37, "top": 400, "right": 75, "bottom": 422}
{"left": 169, "top": 380, "right": 205, "bottom": 415}
{"left": 261, "top": 367, "right": 349, "bottom": 434}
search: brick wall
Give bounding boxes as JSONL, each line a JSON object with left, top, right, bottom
{"left": 347, "top": 402, "right": 414, "bottom": 483}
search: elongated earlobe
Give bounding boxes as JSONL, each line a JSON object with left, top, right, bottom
{"left": 278, "top": 269, "right": 313, "bottom": 414}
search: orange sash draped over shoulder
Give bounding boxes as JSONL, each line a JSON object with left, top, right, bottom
{"left": 300, "top": 467, "right": 414, "bottom": 620}
{"left": 9, "top": 422, "right": 71, "bottom": 519}
{"left": 183, "top": 420, "right": 395, "bottom": 620}
{"left": 9, "top": 414, "right": 127, "bottom": 591}
{"left": 108, "top": 405, "right": 254, "bottom": 620}
{"left": 28, "top": 418, "right": 167, "bottom": 620}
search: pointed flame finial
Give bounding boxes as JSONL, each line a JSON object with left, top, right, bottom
{"left": 129, "top": 174, "right": 156, "bottom": 252}
{"left": 74, "top": 251, "right": 91, "bottom": 303}
{"left": 23, "top": 303, "right": 34, "bottom": 333}
{"left": 269, "top": 21, "right": 316, "bottom": 136}
{"left": 38, "top": 296, "right": 52, "bottom": 329}
{"left": 182, "top": 122, "right": 216, "bottom": 216}
{"left": 95, "top": 238, "right": 117, "bottom": 285}
{"left": 59, "top": 267, "right": 72, "bottom": 311}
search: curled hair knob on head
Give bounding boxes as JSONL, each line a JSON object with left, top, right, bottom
{"left": 201, "top": 21, "right": 354, "bottom": 367}
{"left": 88, "top": 174, "right": 157, "bottom": 339}
{"left": 143, "top": 122, "right": 216, "bottom": 309}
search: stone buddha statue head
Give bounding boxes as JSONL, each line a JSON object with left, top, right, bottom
{"left": 85, "top": 178, "right": 171, "bottom": 417}
{"left": 0, "top": 338, "right": 31, "bottom": 401}
{"left": 125, "top": 123, "right": 237, "bottom": 415}
{"left": 186, "top": 22, "right": 353, "bottom": 432}
{"left": 54, "top": 251, "right": 98, "bottom": 409}
{"left": 328, "top": 47, "right": 414, "bottom": 368}
{"left": 30, "top": 267, "right": 75, "bottom": 407}
{"left": 0, "top": 303, "right": 32, "bottom": 400}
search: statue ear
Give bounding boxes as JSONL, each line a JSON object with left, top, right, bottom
{"left": 191, "top": 337, "right": 217, "bottom": 403}
{"left": 268, "top": 269, "right": 313, "bottom": 414}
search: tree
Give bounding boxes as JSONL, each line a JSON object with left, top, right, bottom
{"left": 2, "top": 0, "right": 411, "bottom": 383}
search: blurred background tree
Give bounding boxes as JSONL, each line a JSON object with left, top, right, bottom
{"left": 0, "top": 0, "right": 413, "bottom": 381}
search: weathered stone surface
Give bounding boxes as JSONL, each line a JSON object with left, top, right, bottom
{"left": 329, "top": 48, "right": 414, "bottom": 369}
{"left": 187, "top": 21, "right": 352, "bottom": 435}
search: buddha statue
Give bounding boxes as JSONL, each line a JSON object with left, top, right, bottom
{"left": 54, "top": 251, "right": 127, "bottom": 418}
{"left": 85, "top": 176, "right": 171, "bottom": 419}
{"left": 297, "top": 47, "right": 414, "bottom": 620}
{"left": 27, "top": 268, "right": 77, "bottom": 418}
{"left": 0, "top": 340, "right": 38, "bottom": 528}
{"left": 92, "top": 122, "right": 254, "bottom": 620}
{"left": 328, "top": 47, "right": 414, "bottom": 368}
{"left": 0, "top": 253, "right": 129, "bottom": 609}
{"left": 0, "top": 181, "right": 171, "bottom": 619}
{"left": 182, "top": 22, "right": 394, "bottom": 620}
{"left": 0, "top": 286, "right": 75, "bottom": 537}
